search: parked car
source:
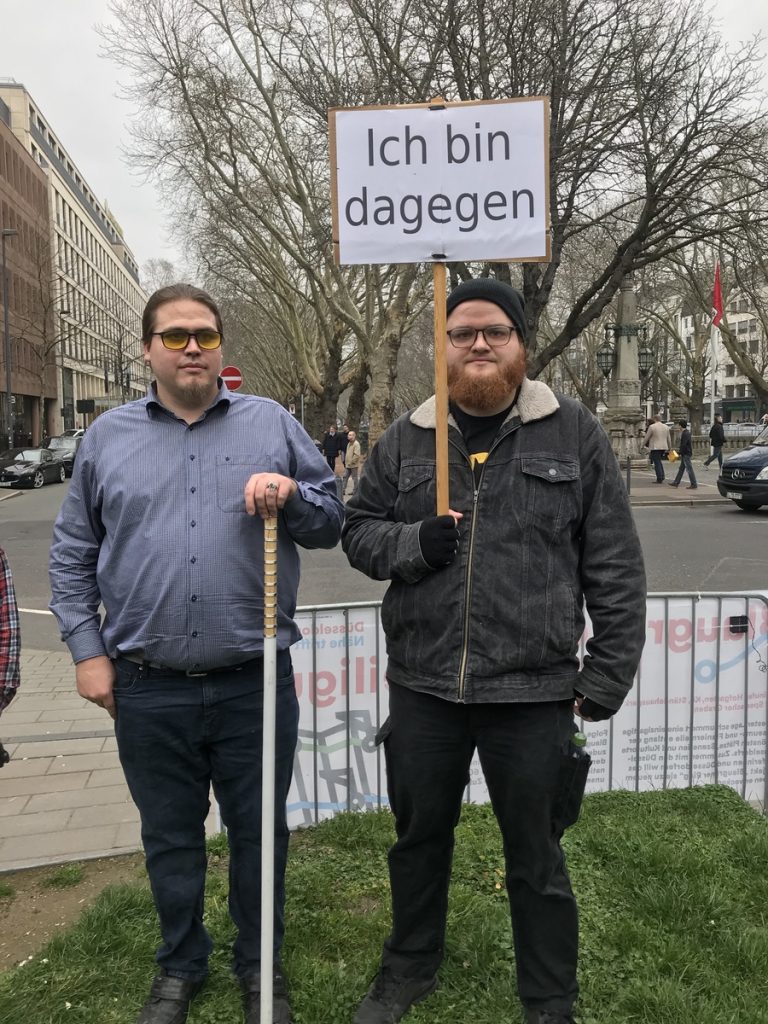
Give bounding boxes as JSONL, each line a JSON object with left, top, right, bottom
{"left": 717, "top": 425, "right": 768, "bottom": 511}
{"left": 61, "top": 428, "right": 86, "bottom": 438}
{"left": 0, "top": 447, "right": 67, "bottom": 489}
{"left": 45, "top": 434, "right": 82, "bottom": 477}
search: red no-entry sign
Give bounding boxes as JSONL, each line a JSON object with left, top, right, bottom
{"left": 221, "top": 365, "right": 243, "bottom": 391}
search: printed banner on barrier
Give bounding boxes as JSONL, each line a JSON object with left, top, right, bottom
{"left": 286, "top": 597, "right": 768, "bottom": 828}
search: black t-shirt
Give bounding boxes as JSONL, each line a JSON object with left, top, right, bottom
{"left": 450, "top": 399, "right": 515, "bottom": 485}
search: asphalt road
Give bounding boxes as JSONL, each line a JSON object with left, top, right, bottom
{"left": 1, "top": 480, "right": 766, "bottom": 653}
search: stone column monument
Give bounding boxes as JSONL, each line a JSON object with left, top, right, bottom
{"left": 602, "top": 274, "right": 646, "bottom": 461}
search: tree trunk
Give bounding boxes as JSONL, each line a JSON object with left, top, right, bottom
{"left": 345, "top": 360, "right": 369, "bottom": 432}
{"left": 367, "top": 334, "right": 401, "bottom": 446}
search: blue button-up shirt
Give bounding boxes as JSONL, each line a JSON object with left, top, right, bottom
{"left": 49, "top": 385, "right": 344, "bottom": 670}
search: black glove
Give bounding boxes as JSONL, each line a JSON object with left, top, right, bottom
{"left": 578, "top": 697, "right": 615, "bottom": 722}
{"left": 418, "top": 515, "right": 460, "bottom": 569}
{"left": 0, "top": 741, "right": 9, "bottom": 767}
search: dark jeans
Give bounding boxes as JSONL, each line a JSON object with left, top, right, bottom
{"left": 703, "top": 446, "right": 723, "bottom": 468}
{"left": 379, "top": 683, "right": 581, "bottom": 1015}
{"left": 673, "top": 453, "right": 697, "bottom": 486}
{"left": 649, "top": 449, "right": 665, "bottom": 481}
{"left": 114, "top": 651, "right": 298, "bottom": 980}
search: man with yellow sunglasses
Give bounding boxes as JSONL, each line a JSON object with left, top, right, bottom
{"left": 50, "top": 283, "right": 344, "bottom": 1024}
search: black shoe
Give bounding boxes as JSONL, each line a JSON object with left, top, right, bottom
{"left": 668, "top": 482, "right": 679, "bottom": 487}
{"left": 136, "top": 973, "right": 205, "bottom": 1024}
{"left": 525, "top": 1011, "right": 576, "bottom": 1024}
{"left": 353, "top": 967, "right": 437, "bottom": 1023}
{"left": 240, "top": 968, "right": 293, "bottom": 1024}
{"left": 686, "top": 485, "right": 698, "bottom": 489}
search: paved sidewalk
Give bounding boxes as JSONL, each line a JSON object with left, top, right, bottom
{"left": 623, "top": 460, "right": 729, "bottom": 507}
{"left": 0, "top": 651, "right": 219, "bottom": 872}
{"left": 0, "top": 462, "right": 731, "bottom": 872}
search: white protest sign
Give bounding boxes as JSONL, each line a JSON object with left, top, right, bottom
{"left": 330, "top": 98, "right": 550, "bottom": 265}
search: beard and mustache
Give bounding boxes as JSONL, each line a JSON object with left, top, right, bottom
{"left": 447, "top": 347, "right": 527, "bottom": 412}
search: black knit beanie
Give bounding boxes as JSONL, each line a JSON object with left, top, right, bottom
{"left": 446, "top": 278, "right": 528, "bottom": 345}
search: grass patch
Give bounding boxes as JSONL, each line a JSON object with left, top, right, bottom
{"left": 0, "top": 882, "right": 14, "bottom": 900}
{"left": 0, "top": 786, "right": 766, "bottom": 1023}
{"left": 40, "top": 864, "right": 85, "bottom": 890}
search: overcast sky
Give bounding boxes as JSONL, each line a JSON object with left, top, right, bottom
{"left": 0, "top": 0, "right": 766, "bottom": 279}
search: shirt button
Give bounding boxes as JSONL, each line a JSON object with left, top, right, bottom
{"left": 190, "top": 556, "right": 196, "bottom": 564}
{"left": 190, "top": 455, "right": 195, "bottom": 461}
{"left": 191, "top": 595, "right": 197, "bottom": 602}
{"left": 549, "top": 468, "right": 557, "bottom": 476}
{"left": 190, "top": 487, "right": 196, "bottom": 493}
{"left": 191, "top": 631, "right": 198, "bottom": 638}
{"left": 191, "top": 520, "right": 196, "bottom": 527}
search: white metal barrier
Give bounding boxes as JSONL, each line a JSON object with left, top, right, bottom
{"left": 286, "top": 593, "right": 768, "bottom": 826}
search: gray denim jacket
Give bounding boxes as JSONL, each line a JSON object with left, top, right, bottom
{"left": 342, "top": 378, "right": 646, "bottom": 710}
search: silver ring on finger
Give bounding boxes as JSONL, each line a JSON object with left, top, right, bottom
{"left": 266, "top": 481, "right": 279, "bottom": 492}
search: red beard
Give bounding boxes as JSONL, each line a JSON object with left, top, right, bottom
{"left": 447, "top": 349, "right": 527, "bottom": 412}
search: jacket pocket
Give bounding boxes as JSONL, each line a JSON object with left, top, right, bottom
{"left": 520, "top": 456, "right": 580, "bottom": 486}
{"left": 394, "top": 460, "right": 436, "bottom": 520}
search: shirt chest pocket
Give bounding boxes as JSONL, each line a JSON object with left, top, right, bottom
{"left": 216, "top": 456, "right": 266, "bottom": 513}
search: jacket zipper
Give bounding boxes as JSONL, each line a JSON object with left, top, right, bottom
{"left": 452, "top": 422, "right": 519, "bottom": 701}
{"left": 456, "top": 479, "right": 479, "bottom": 701}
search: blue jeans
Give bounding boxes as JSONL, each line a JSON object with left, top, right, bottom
{"left": 673, "top": 454, "right": 697, "bottom": 486}
{"left": 703, "top": 446, "right": 722, "bottom": 468}
{"left": 379, "top": 683, "right": 581, "bottom": 1014}
{"left": 113, "top": 651, "right": 298, "bottom": 980}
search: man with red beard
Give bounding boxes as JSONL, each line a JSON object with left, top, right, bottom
{"left": 343, "top": 278, "right": 646, "bottom": 1024}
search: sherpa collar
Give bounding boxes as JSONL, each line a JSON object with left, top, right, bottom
{"left": 410, "top": 377, "right": 560, "bottom": 430}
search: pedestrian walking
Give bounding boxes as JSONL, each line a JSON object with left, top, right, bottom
{"left": 643, "top": 415, "right": 671, "bottom": 483}
{"left": 669, "top": 419, "right": 698, "bottom": 488}
{"left": 342, "top": 430, "right": 362, "bottom": 497}
{"left": 322, "top": 424, "right": 341, "bottom": 472}
{"left": 343, "top": 277, "right": 646, "bottom": 1024}
{"left": 703, "top": 414, "right": 725, "bottom": 470}
{"left": 338, "top": 423, "right": 350, "bottom": 466}
{"left": 49, "top": 283, "right": 344, "bottom": 1024}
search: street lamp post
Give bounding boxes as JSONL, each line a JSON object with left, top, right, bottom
{"left": 58, "top": 307, "right": 71, "bottom": 433}
{"left": 2, "top": 228, "right": 19, "bottom": 451}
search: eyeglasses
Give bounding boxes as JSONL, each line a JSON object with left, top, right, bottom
{"left": 447, "top": 325, "right": 516, "bottom": 348}
{"left": 152, "top": 329, "right": 223, "bottom": 351}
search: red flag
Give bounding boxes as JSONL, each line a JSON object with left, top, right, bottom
{"left": 712, "top": 262, "right": 723, "bottom": 326}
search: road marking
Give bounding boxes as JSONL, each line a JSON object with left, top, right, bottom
{"left": 19, "top": 607, "right": 54, "bottom": 615}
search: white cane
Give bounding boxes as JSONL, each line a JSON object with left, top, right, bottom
{"left": 261, "top": 516, "right": 278, "bottom": 1023}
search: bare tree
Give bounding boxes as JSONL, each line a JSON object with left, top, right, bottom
{"left": 103, "top": 0, "right": 437, "bottom": 441}
{"left": 722, "top": 223, "right": 768, "bottom": 412}
{"left": 9, "top": 217, "right": 65, "bottom": 440}
{"left": 141, "top": 258, "right": 180, "bottom": 294}
{"left": 104, "top": 0, "right": 768, "bottom": 439}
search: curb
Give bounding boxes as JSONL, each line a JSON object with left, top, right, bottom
{"left": 0, "top": 845, "right": 143, "bottom": 876}
{"left": 0, "top": 489, "right": 23, "bottom": 502}
{"left": 630, "top": 497, "right": 726, "bottom": 508}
